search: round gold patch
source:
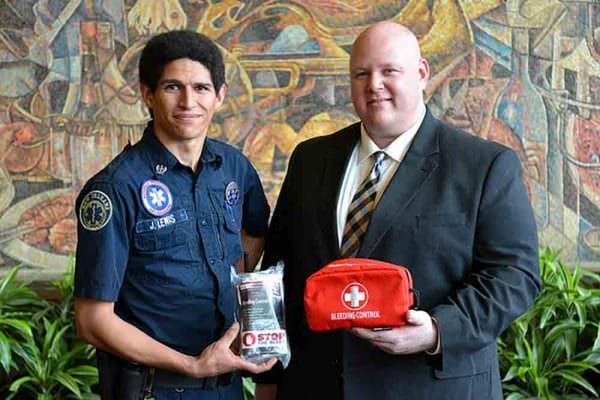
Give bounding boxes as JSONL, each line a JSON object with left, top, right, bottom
{"left": 79, "top": 190, "right": 113, "bottom": 231}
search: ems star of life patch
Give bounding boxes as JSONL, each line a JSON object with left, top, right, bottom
{"left": 79, "top": 190, "right": 113, "bottom": 231}
{"left": 141, "top": 180, "right": 172, "bottom": 216}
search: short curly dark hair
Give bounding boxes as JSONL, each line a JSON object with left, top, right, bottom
{"left": 139, "top": 30, "right": 225, "bottom": 92}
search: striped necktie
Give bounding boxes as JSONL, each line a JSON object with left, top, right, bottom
{"left": 340, "top": 151, "right": 386, "bottom": 257}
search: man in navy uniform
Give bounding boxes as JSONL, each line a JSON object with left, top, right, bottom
{"left": 74, "top": 30, "right": 275, "bottom": 400}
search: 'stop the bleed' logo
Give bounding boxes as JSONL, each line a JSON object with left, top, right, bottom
{"left": 241, "top": 330, "right": 287, "bottom": 349}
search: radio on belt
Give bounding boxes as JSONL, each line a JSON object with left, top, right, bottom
{"left": 304, "top": 258, "right": 415, "bottom": 331}
{"left": 232, "top": 261, "right": 290, "bottom": 368}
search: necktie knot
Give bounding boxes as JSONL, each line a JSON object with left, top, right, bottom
{"left": 371, "top": 151, "right": 385, "bottom": 182}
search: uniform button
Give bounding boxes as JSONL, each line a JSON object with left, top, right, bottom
{"left": 201, "top": 219, "right": 207, "bottom": 226}
{"left": 209, "top": 259, "right": 215, "bottom": 264}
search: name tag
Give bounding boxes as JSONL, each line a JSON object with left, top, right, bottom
{"left": 135, "top": 209, "right": 188, "bottom": 233}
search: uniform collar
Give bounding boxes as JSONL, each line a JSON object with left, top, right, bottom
{"left": 199, "top": 137, "right": 222, "bottom": 165}
{"left": 140, "top": 123, "right": 223, "bottom": 176}
{"left": 140, "top": 124, "right": 179, "bottom": 176}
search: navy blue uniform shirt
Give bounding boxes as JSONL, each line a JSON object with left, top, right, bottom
{"left": 74, "top": 127, "right": 269, "bottom": 355}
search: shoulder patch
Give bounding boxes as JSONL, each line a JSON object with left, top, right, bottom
{"left": 79, "top": 190, "right": 113, "bottom": 231}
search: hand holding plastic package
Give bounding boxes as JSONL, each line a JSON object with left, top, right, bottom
{"left": 231, "top": 261, "right": 291, "bottom": 368}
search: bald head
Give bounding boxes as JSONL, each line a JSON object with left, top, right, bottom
{"left": 351, "top": 22, "right": 422, "bottom": 67}
{"left": 349, "top": 22, "right": 429, "bottom": 148}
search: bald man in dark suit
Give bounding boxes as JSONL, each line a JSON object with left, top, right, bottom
{"left": 255, "top": 21, "right": 540, "bottom": 400}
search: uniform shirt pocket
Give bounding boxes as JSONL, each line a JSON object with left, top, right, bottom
{"left": 210, "top": 189, "right": 244, "bottom": 264}
{"left": 132, "top": 209, "right": 194, "bottom": 263}
{"left": 221, "top": 208, "right": 243, "bottom": 264}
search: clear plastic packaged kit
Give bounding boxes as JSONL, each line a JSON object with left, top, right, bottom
{"left": 231, "top": 261, "right": 291, "bottom": 368}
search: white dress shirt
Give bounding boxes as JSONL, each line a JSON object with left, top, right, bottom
{"left": 336, "top": 106, "right": 426, "bottom": 246}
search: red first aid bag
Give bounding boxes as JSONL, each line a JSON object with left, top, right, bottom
{"left": 304, "top": 258, "right": 415, "bottom": 331}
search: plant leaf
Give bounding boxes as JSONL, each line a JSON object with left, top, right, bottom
{"left": 583, "top": 350, "right": 600, "bottom": 365}
{"left": 0, "top": 265, "right": 21, "bottom": 296}
{"left": 0, "top": 330, "right": 13, "bottom": 372}
{"left": 573, "top": 301, "right": 586, "bottom": 331}
{"left": 243, "top": 376, "right": 255, "bottom": 398}
{"left": 553, "top": 360, "right": 598, "bottom": 373}
{"left": 539, "top": 306, "right": 555, "bottom": 330}
{"left": 41, "top": 318, "right": 56, "bottom": 356}
{"left": 48, "top": 324, "right": 70, "bottom": 360}
{"left": 8, "top": 375, "right": 37, "bottom": 393}
{"left": 545, "top": 321, "right": 579, "bottom": 344}
{"left": 0, "top": 317, "right": 34, "bottom": 339}
{"left": 551, "top": 370, "right": 598, "bottom": 397}
{"left": 12, "top": 339, "right": 43, "bottom": 379}
{"left": 53, "top": 370, "right": 82, "bottom": 398}
{"left": 505, "top": 392, "right": 527, "bottom": 400}
{"left": 503, "top": 365, "right": 520, "bottom": 382}
{"left": 586, "top": 291, "right": 600, "bottom": 308}
{"left": 68, "top": 365, "right": 99, "bottom": 382}
{"left": 583, "top": 327, "right": 600, "bottom": 364}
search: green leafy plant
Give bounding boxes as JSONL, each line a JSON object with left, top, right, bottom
{"left": 0, "top": 260, "right": 98, "bottom": 399}
{"left": 8, "top": 317, "right": 97, "bottom": 399}
{"left": 498, "top": 248, "right": 600, "bottom": 399}
{"left": 243, "top": 376, "right": 256, "bottom": 400}
{"left": 0, "top": 266, "right": 47, "bottom": 378}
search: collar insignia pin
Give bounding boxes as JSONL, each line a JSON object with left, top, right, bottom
{"left": 155, "top": 164, "right": 167, "bottom": 175}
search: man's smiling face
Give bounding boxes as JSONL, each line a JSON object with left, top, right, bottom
{"left": 140, "top": 58, "right": 226, "bottom": 146}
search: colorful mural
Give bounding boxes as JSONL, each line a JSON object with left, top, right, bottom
{"left": 0, "top": 0, "right": 598, "bottom": 281}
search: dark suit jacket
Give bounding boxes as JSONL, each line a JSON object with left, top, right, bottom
{"left": 259, "top": 109, "right": 540, "bottom": 400}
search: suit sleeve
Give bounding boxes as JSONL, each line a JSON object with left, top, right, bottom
{"left": 261, "top": 144, "right": 302, "bottom": 269}
{"left": 430, "top": 148, "right": 540, "bottom": 370}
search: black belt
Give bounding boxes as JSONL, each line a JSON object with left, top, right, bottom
{"left": 152, "top": 368, "right": 233, "bottom": 389}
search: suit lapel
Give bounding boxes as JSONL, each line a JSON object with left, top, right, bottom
{"left": 359, "top": 110, "right": 441, "bottom": 258}
{"left": 317, "top": 124, "right": 360, "bottom": 257}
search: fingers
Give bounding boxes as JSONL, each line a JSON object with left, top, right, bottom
{"left": 220, "top": 324, "right": 277, "bottom": 373}
{"left": 237, "top": 357, "right": 277, "bottom": 374}
{"left": 369, "top": 341, "right": 396, "bottom": 354}
{"left": 220, "top": 322, "right": 240, "bottom": 346}
{"left": 350, "top": 328, "right": 399, "bottom": 354}
{"left": 349, "top": 313, "right": 436, "bottom": 355}
{"left": 349, "top": 327, "right": 371, "bottom": 339}
{"left": 350, "top": 327, "right": 391, "bottom": 341}
{"left": 405, "top": 310, "right": 430, "bottom": 326}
